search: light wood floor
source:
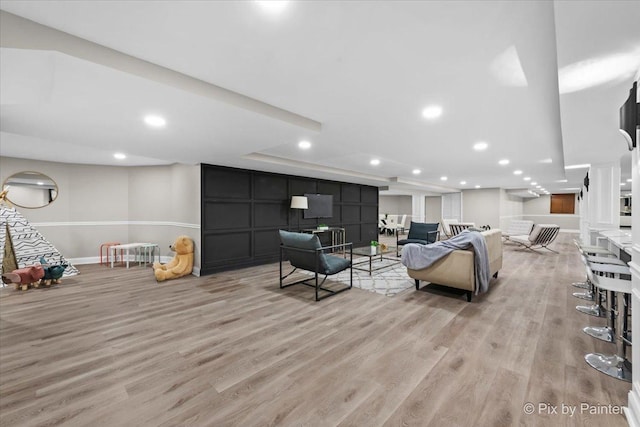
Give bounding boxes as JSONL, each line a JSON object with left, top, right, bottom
{"left": 0, "top": 233, "right": 631, "bottom": 426}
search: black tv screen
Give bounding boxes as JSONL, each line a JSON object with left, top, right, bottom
{"left": 303, "top": 194, "right": 333, "bottom": 219}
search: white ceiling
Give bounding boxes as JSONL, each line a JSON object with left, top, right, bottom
{"left": 1, "top": 1, "right": 638, "bottom": 195}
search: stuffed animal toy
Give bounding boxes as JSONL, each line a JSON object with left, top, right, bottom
{"left": 39, "top": 257, "right": 67, "bottom": 286}
{"left": 152, "top": 235, "right": 194, "bottom": 282}
{"left": 2, "top": 264, "right": 45, "bottom": 291}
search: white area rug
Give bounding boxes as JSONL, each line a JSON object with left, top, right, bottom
{"left": 327, "top": 257, "right": 414, "bottom": 297}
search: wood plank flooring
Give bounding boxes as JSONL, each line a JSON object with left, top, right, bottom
{"left": 0, "top": 233, "right": 631, "bottom": 426}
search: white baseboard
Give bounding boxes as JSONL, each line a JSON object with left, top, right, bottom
{"left": 626, "top": 389, "right": 640, "bottom": 427}
{"left": 68, "top": 255, "right": 199, "bottom": 276}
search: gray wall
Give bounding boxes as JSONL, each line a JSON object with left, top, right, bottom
{"left": 425, "top": 196, "right": 442, "bottom": 223}
{"left": 499, "top": 189, "right": 524, "bottom": 230}
{"left": 462, "top": 188, "right": 501, "bottom": 228}
{"left": 379, "top": 195, "right": 412, "bottom": 217}
{"left": 1, "top": 156, "right": 201, "bottom": 271}
{"left": 523, "top": 194, "right": 580, "bottom": 230}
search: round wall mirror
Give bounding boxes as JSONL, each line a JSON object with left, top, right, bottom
{"left": 2, "top": 171, "right": 58, "bottom": 209}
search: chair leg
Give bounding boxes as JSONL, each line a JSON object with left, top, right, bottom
{"left": 466, "top": 291, "right": 472, "bottom": 302}
{"left": 415, "top": 279, "right": 420, "bottom": 290}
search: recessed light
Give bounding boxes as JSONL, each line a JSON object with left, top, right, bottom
{"left": 531, "top": 182, "right": 537, "bottom": 185}
{"left": 627, "top": 179, "right": 632, "bottom": 182}
{"left": 564, "top": 164, "right": 590, "bottom": 170}
{"left": 460, "top": 181, "right": 467, "bottom": 185}
{"left": 114, "top": 153, "right": 126, "bottom": 160}
{"left": 298, "top": 140, "right": 311, "bottom": 149}
{"left": 144, "top": 115, "right": 166, "bottom": 127}
{"left": 370, "top": 159, "right": 380, "bottom": 166}
{"left": 412, "top": 169, "right": 421, "bottom": 175}
{"left": 498, "top": 159, "right": 510, "bottom": 165}
{"left": 536, "top": 185, "right": 541, "bottom": 188}
{"left": 422, "top": 105, "right": 443, "bottom": 120}
{"left": 523, "top": 177, "right": 531, "bottom": 181}
{"left": 255, "top": 1, "right": 289, "bottom": 14}
{"left": 475, "top": 185, "right": 481, "bottom": 189}
{"left": 513, "top": 170, "right": 523, "bottom": 175}
{"left": 36, "top": 181, "right": 44, "bottom": 186}
{"left": 473, "top": 142, "right": 488, "bottom": 151}
{"left": 440, "top": 176, "right": 448, "bottom": 181}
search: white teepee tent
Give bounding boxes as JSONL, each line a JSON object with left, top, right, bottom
{"left": 1, "top": 206, "right": 78, "bottom": 277}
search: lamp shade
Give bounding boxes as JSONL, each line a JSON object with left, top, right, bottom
{"left": 290, "top": 196, "right": 308, "bottom": 209}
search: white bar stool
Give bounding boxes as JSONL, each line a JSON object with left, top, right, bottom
{"left": 583, "top": 267, "right": 632, "bottom": 382}
{"left": 582, "top": 263, "right": 630, "bottom": 343}
{"left": 572, "top": 242, "right": 617, "bottom": 292}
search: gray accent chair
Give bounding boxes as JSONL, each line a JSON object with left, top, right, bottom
{"left": 279, "top": 230, "right": 353, "bottom": 301}
{"left": 396, "top": 222, "right": 440, "bottom": 257}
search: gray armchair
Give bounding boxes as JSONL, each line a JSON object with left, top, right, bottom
{"left": 279, "top": 230, "right": 353, "bottom": 301}
{"left": 396, "top": 222, "right": 440, "bottom": 256}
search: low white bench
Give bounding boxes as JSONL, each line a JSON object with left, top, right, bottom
{"left": 110, "top": 242, "right": 160, "bottom": 268}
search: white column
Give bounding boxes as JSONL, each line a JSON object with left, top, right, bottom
{"left": 626, "top": 75, "right": 640, "bottom": 427}
{"left": 586, "top": 162, "right": 621, "bottom": 244}
{"left": 411, "top": 194, "right": 425, "bottom": 223}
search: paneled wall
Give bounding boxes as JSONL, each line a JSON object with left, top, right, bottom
{"left": 201, "top": 164, "right": 379, "bottom": 274}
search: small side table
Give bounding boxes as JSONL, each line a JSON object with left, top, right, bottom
{"left": 100, "top": 242, "right": 123, "bottom": 266}
{"left": 138, "top": 244, "right": 160, "bottom": 267}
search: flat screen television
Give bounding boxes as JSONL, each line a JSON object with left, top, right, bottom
{"left": 303, "top": 194, "right": 333, "bottom": 219}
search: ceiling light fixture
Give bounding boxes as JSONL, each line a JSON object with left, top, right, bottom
{"left": 475, "top": 185, "right": 481, "bottom": 189}
{"left": 513, "top": 170, "right": 523, "bottom": 175}
{"left": 460, "top": 181, "right": 467, "bottom": 185}
{"left": 412, "top": 169, "right": 421, "bottom": 175}
{"left": 540, "top": 158, "right": 553, "bottom": 164}
{"left": 531, "top": 182, "right": 537, "bottom": 185}
{"left": 498, "top": 159, "right": 510, "bottom": 165}
{"left": 422, "top": 105, "right": 443, "bottom": 120}
{"left": 523, "top": 177, "right": 531, "bottom": 181}
{"left": 114, "top": 153, "right": 126, "bottom": 160}
{"left": 370, "top": 159, "right": 380, "bottom": 166}
{"left": 620, "top": 182, "right": 626, "bottom": 186}
{"left": 255, "top": 0, "right": 289, "bottom": 14}
{"left": 627, "top": 179, "right": 632, "bottom": 182}
{"left": 36, "top": 181, "right": 44, "bottom": 186}
{"left": 564, "top": 163, "right": 591, "bottom": 170}
{"left": 144, "top": 115, "right": 166, "bottom": 127}
{"left": 473, "top": 142, "right": 488, "bottom": 151}
{"left": 440, "top": 176, "right": 448, "bottom": 181}
{"left": 298, "top": 140, "right": 311, "bottom": 149}
{"left": 536, "top": 185, "right": 541, "bottom": 188}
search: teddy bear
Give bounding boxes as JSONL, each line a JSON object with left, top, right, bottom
{"left": 152, "top": 235, "right": 194, "bottom": 282}
{"left": 2, "top": 264, "right": 45, "bottom": 291}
